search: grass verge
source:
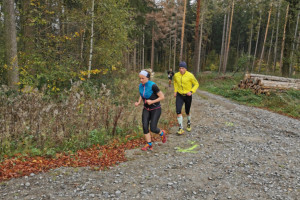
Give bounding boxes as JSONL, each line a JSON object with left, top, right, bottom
{"left": 197, "top": 72, "right": 300, "bottom": 119}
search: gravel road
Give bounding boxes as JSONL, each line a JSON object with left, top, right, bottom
{"left": 1, "top": 89, "right": 299, "bottom": 200}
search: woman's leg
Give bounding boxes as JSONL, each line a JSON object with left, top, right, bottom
{"left": 149, "top": 108, "right": 167, "bottom": 143}
{"left": 149, "top": 108, "right": 162, "bottom": 134}
{"left": 141, "top": 109, "right": 153, "bottom": 150}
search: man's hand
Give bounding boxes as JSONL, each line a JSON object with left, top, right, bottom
{"left": 135, "top": 102, "right": 140, "bottom": 107}
{"left": 174, "top": 92, "right": 177, "bottom": 97}
{"left": 186, "top": 92, "right": 192, "bottom": 96}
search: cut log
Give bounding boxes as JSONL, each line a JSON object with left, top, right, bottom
{"left": 237, "top": 73, "right": 300, "bottom": 95}
{"left": 260, "top": 80, "right": 300, "bottom": 90}
{"left": 246, "top": 73, "right": 300, "bottom": 83}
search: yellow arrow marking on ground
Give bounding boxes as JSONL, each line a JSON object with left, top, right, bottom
{"left": 176, "top": 141, "right": 199, "bottom": 153}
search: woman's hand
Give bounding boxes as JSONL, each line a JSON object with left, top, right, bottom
{"left": 145, "top": 100, "right": 153, "bottom": 105}
{"left": 135, "top": 102, "right": 140, "bottom": 107}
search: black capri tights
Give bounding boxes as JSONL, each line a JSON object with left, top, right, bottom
{"left": 142, "top": 108, "right": 161, "bottom": 134}
{"left": 176, "top": 93, "right": 192, "bottom": 115}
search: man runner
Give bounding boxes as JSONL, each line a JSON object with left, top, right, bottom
{"left": 173, "top": 61, "right": 199, "bottom": 135}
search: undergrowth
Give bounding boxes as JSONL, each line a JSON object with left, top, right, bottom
{"left": 0, "top": 72, "right": 176, "bottom": 161}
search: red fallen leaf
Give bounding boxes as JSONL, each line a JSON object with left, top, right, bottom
{"left": 0, "top": 135, "right": 154, "bottom": 182}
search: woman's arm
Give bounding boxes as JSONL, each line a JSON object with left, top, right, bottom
{"left": 146, "top": 91, "right": 164, "bottom": 105}
{"left": 135, "top": 96, "right": 142, "bottom": 106}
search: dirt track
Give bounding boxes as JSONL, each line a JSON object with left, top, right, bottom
{"left": 1, "top": 88, "right": 299, "bottom": 200}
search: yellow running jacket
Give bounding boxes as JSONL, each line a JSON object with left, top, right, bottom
{"left": 174, "top": 71, "right": 199, "bottom": 95}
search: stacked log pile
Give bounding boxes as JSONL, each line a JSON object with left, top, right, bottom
{"left": 237, "top": 73, "right": 300, "bottom": 95}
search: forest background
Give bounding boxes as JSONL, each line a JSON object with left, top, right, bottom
{"left": 0, "top": 0, "right": 299, "bottom": 166}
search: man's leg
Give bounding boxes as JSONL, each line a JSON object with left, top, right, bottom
{"left": 176, "top": 94, "right": 185, "bottom": 134}
{"left": 185, "top": 96, "right": 192, "bottom": 132}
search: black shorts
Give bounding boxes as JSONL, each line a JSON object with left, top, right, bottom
{"left": 176, "top": 93, "right": 192, "bottom": 115}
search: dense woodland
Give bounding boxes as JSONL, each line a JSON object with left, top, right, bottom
{"left": 0, "top": 0, "right": 299, "bottom": 178}
{"left": 0, "top": 0, "right": 299, "bottom": 90}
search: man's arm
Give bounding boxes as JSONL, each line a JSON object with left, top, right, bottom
{"left": 190, "top": 74, "right": 199, "bottom": 94}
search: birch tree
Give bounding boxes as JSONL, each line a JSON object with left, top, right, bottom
{"left": 88, "top": 0, "right": 95, "bottom": 79}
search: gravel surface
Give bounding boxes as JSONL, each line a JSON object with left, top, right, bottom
{"left": 1, "top": 90, "right": 299, "bottom": 200}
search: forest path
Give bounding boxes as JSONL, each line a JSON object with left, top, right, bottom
{"left": 1, "top": 84, "right": 299, "bottom": 200}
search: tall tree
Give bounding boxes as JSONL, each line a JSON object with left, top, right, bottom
{"left": 247, "top": 12, "right": 254, "bottom": 72}
{"left": 279, "top": 4, "right": 289, "bottom": 73}
{"left": 273, "top": 1, "right": 281, "bottom": 72}
{"left": 251, "top": 10, "right": 262, "bottom": 72}
{"left": 197, "top": 11, "right": 205, "bottom": 73}
{"left": 193, "top": 0, "right": 202, "bottom": 74}
{"left": 88, "top": 0, "right": 95, "bottom": 78}
{"left": 258, "top": 4, "right": 273, "bottom": 72}
{"left": 282, "top": 0, "right": 299, "bottom": 77}
{"left": 289, "top": 11, "right": 299, "bottom": 76}
{"left": 222, "top": 0, "right": 234, "bottom": 74}
{"left": 179, "top": 0, "right": 187, "bottom": 61}
{"left": 267, "top": 16, "right": 276, "bottom": 70}
{"left": 3, "top": 0, "right": 19, "bottom": 89}
{"left": 219, "top": 13, "right": 227, "bottom": 74}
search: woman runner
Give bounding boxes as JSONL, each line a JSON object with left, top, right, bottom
{"left": 135, "top": 70, "right": 167, "bottom": 151}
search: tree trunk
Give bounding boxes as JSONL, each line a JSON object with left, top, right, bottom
{"left": 179, "top": 0, "right": 187, "bottom": 61}
{"left": 134, "top": 41, "right": 137, "bottom": 72}
{"left": 197, "top": 12, "right": 204, "bottom": 74}
{"left": 81, "top": 28, "right": 86, "bottom": 62}
{"left": 88, "top": 0, "right": 95, "bottom": 79}
{"left": 258, "top": 4, "right": 272, "bottom": 72}
{"left": 273, "top": 2, "right": 281, "bottom": 72}
{"left": 282, "top": 0, "right": 298, "bottom": 77}
{"left": 219, "top": 13, "right": 227, "bottom": 74}
{"left": 223, "top": 0, "right": 234, "bottom": 74}
{"left": 173, "top": 8, "right": 178, "bottom": 71}
{"left": 3, "top": 0, "right": 19, "bottom": 89}
{"left": 151, "top": 26, "right": 155, "bottom": 71}
{"left": 193, "top": 0, "right": 202, "bottom": 74}
{"left": 20, "top": 0, "right": 34, "bottom": 53}
{"left": 267, "top": 16, "right": 276, "bottom": 70}
{"left": 279, "top": 4, "right": 289, "bottom": 74}
{"left": 247, "top": 12, "right": 254, "bottom": 72}
{"left": 251, "top": 11, "right": 262, "bottom": 72}
{"left": 169, "top": 35, "right": 172, "bottom": 71}
{"left": 289, "top": 11, "right": 299, "bottom": 76}
{"left": 142, "top": 26, "right": 145, "bottom": 69}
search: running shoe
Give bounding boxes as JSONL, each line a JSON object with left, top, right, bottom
{"left": 177, "top": 127, "right": 184, "bottom": 135}
{"left": 141, "top": 143, "right": 153, "bottom": 151}
{"left": 161, "top": 130, "right": 167, "bottom": 143}
{"left": 187, "top": 121, "right": 191, "bottom": 132}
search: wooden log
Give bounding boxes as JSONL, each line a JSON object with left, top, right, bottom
{"left": 246, "top": 73, "right": 300, "bottom": 83}
{"left": 260, "top": 80, "right": 300, "bottom": 90}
